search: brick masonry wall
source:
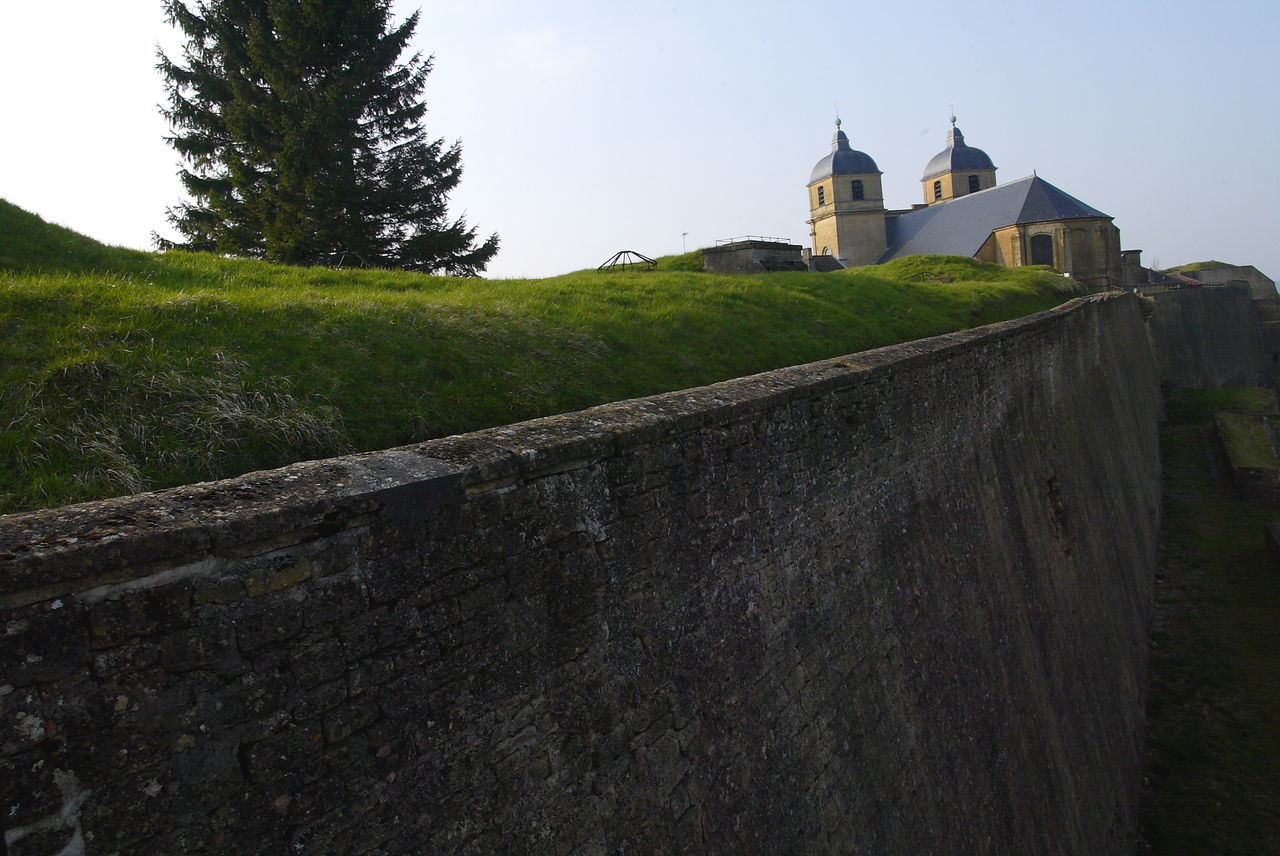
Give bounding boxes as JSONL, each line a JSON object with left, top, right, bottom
{"left": 1, "top": 292, "right": 1162, "bottom": 855}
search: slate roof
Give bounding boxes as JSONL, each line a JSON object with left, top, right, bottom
{"left": 922, "top": 124, "right": 996, "bottom": 180}
{"left": 879, "top": 175, "right": 1112, "bottom": 263}
{"left": 810, "top": 123, "right": 881, "bottom": 183}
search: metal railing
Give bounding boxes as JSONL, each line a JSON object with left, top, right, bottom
{"left": 1131, "top": 282, "right": 1234, "bottom": 295}
{"left": 714, "top": 235, "right": 792, "bottom": 246}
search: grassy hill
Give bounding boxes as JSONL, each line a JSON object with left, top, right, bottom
{"left": 1163, "top": 260, "right": 1234, "bottom": 273}
{"left": 0, "top": 200, "right": 1085, "bottom": 514}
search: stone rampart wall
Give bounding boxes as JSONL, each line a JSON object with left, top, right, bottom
{"left": 1146, "top": 285, "right": 1273, "bottom": 387}
{"left": 1, "top": 293, "right": 1162, "bottom": 855}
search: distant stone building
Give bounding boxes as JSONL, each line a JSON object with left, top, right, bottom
{"left": 1121, "top": 254, "right": 1277, "bottom": 301}
{"left": 1121, "top": 251, "right": 1205, "bottom": 289}
{"left": 1174, "top": 263, "right": 1276, "bottom": 301}
{"left": 805, "top": 117, "right": 1123, "bottom": 289}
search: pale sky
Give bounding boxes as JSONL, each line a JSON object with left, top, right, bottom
{"left": 2, "top": 0, "right": 1277, "bottom": 280}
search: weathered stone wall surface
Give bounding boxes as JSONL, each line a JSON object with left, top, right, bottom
{"left": 1260, "top": 318, "right": 1280, "bottom": 370}
{"left": 1146, "top": 285, "right": 1273, "bottom": 388}
{"left": 1, "top": 293, "right": 1162, "bottom": 856}
{"left": 702, "top": 241, "right": 806, "bottom": 274}
{"left": 1215, "top": 412, "right": 1280, "bottom": 503}
{"left": 1180, "top": 265, "right": 1276, "bottom": 301}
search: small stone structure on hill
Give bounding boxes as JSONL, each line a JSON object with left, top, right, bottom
{"left": 702, "top": 237, "right": 806, "bottom": 273}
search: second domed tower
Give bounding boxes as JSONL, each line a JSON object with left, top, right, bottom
{"left": 921, "top": 115, "right": 997, "bottom": 204}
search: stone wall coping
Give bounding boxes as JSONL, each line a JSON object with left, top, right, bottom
{"left": 0, "top": 293, "right": 1111, "bottom": 604}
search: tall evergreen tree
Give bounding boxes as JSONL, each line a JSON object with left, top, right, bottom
{"left": 158, "top": 0, "right": 498, "bottom": 275}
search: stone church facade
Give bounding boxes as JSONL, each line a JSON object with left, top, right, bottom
{"left": 806, "top": 118, "right": 1124, "bottom": 290}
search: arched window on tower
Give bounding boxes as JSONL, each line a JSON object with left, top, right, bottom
{"left": 933, "top": 180, "right": 942, "bottom": 201}
{"left": 817, "top": 186, "right": 826, "bottom": 206}
{"left": 968, "top": 174, "right": 980, "bottom": 193}
{"left": 1030, "top": 234, "right": 1054, "bottom": 266}
{"left": 851, "top": 179, "right": 864, "bottom": 200}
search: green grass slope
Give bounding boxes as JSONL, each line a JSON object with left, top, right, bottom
{"left": 1163, "top": 260, "right": 1234, "bottom": 273}
{"left": 1, "top": 200, "right": 1085, "bottom": 514}
{"left": 0, "top": 199, "right": 153, "bottom": 273}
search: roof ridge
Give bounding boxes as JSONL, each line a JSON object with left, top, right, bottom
{"left": 1013, "top": 175, "right": 1111, "bottom": 223}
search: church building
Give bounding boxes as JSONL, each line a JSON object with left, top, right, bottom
{"left": 806, "top": 117, "right": 1123, "bottom": 289}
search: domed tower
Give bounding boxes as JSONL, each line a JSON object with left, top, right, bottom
{"left": 921, "top": 113, "right": 997, "bottom": 205}
{"left": 806, "top": 118, "right": 886, "bottom": 266}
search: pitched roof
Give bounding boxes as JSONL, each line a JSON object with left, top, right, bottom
{"left": 879, "top": 175, "right": 1111, "bottom": 262}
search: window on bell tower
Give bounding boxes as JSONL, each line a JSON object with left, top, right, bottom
{"left": 968, "top": 175, "right": 980, "bottom": 193}
{"left": 851, "top": 180, "right": 864, "bottom": 200}
{"left": 933, "top": 180, "right": 942, "bottom": 201}
{"left": 817, "top": 186, "right": 826, "bottom": 206}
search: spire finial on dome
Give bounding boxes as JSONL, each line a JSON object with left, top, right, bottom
{"left": 945, "top": 101, "right": 964, "bottom": 147}
{"left": 830, "top": 109, "right": 850, "bottom": 151}
{"left": 921, "top": 109, "right": 995, "bottom": 182}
